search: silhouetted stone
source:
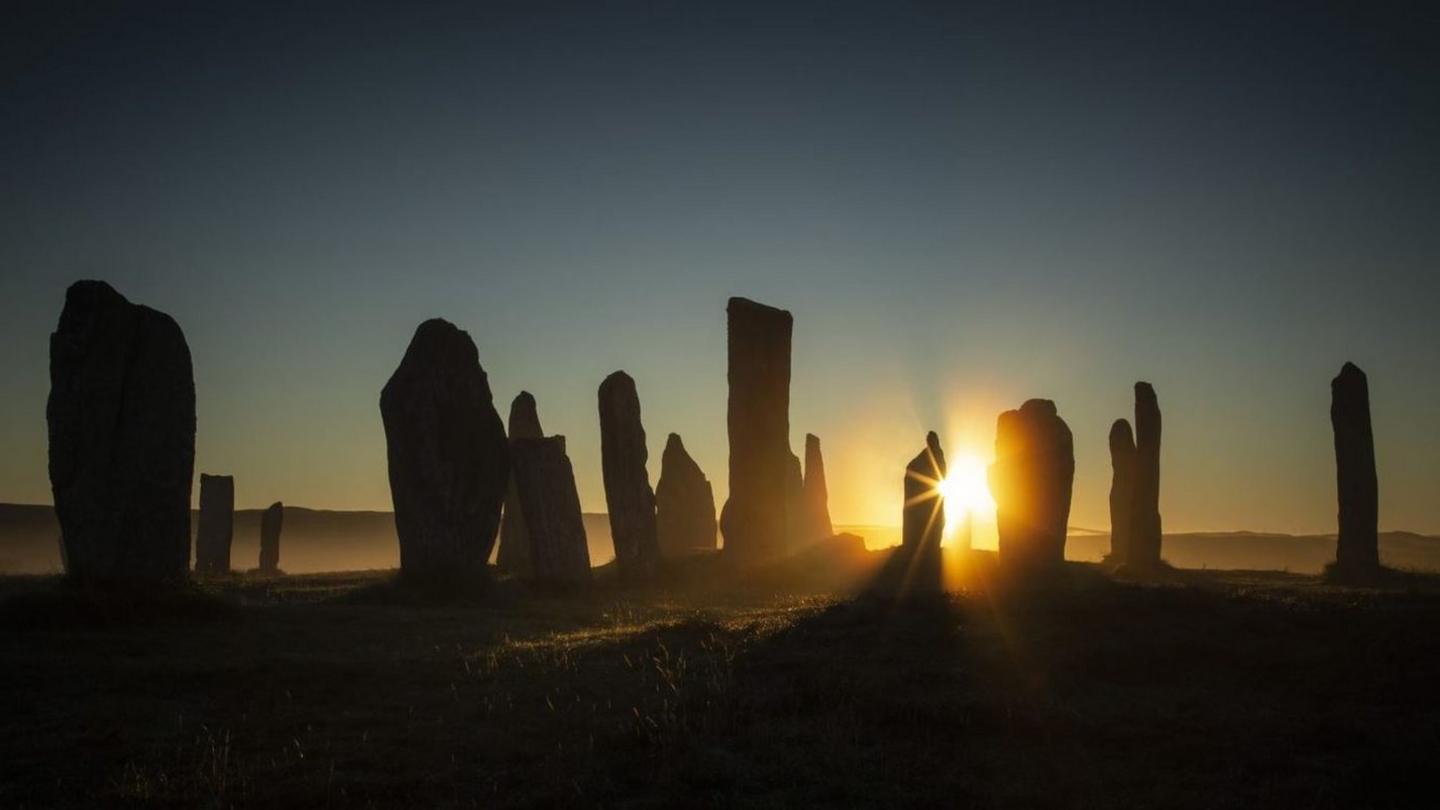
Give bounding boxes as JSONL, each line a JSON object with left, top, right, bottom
{"left": 1331, "top": 362, "right": 1379, "bottom": 576}
{"left": 259, "top": 501, "right": 283, "bottom": 574}
{"left": 655, "top": 433, "right": 717, "bottom": 556}
{"left": 194, "top": 474, "right": 234, "bottom": 576}
{"left": 990, "top": 400, "right": 1074, "bottom": 573}
{"left": 722, "top": 297, "right": 794, "bottom": 561}
{"left": 598, "top": 371, "right": 658, "bottom": 577}
{"left": 511, "top": 436, "right": 591, "bottom": 586}
{"left": 47, "top": 280, "right": 195, "bottom": 584}
{"left": 1108, "top": 419, "right": 1136, "bottom": 564}
{"left": 784, "top": 450, "right": 807, "bottom": 549}
{"left": 1131, "top": 382, "right": 1163, "bottom": 567}
{"left": 497, "top": 391, "right": 544, "bottom": 577}
{"left": 902, "top": 432, "right": 947, "bottom": 551}
{"left": 801, "top": 433, "right": 834, "bottom": 544}
{"left": 380, "top": 319, "right": 509, "bottom": 582}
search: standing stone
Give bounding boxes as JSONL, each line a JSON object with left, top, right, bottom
{"left": 655, "top": 433, "right": 717, "bottom": 556}
{"left": 194, "top": 474, "right": 235, "bottom": 575}
{"left": 1331, "top": 362, "right": 1379, "bottom": 576}
{"left": 47, "top": 280, "right": 195, "bottom": 584}
{"left": 721, "top": 297, "right": 794, "bottom": 561}
{"left": 1108, "top": 419, "right": 1136, "bottom": 564}
{"left": 598, "top": 371, "right": 659, "bottom": 576}
{"left": 497, "top": 391, "right": 544, "bottom": 576}
{"left": 259, "top": 501, "right": 284, "bottom": 574}
{"left": 511, "top": 436, "right": 591, "bottom": 586}
{"left": 1131, "top": 382, "right": 1163, "bottom": 567}
{"left": 380, "top": 319, "right": 509, "bottom": 582}
{"left": 784, "top": 450, "right": 806, "bottom": 549}
{"left": 989, "top": 400, "right": 1074, "bottom": 573}
{"left": 902, "top": 431, "right": 948, "bottom": 551}
{"left": 802, "top": 433, "right": 834, "bottom": 543}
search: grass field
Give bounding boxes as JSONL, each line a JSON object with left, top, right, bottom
{"left": 3, "top": 549, "right": 1439, "bottom": 808}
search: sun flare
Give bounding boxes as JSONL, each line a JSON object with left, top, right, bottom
{"left": 938, "top": 453, "right": 996, "bottom": 539}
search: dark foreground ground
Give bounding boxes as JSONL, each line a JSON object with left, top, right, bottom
{"left": 3, "top": 550, "right": 1439, "bottom": 809}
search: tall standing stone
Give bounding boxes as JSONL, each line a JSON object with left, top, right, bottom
{"left": 722, "top": 297, "right": 794, "bottom": 561}
{"left": 259, "top": 501, "right": 284, "bottom": 574}
{"left": 194, "top": 474, "right": 235, "bottom": 575}
{"left": 1131, "top": 382, "right": 1163, "bottom": 567}
{"left": 497, "top": 391, "right": 544, "bottom": 576}
{"left": 1331, "top": 362, "right": 1379, "bottom": 576}
{"left": 1107, "top": 419, "right": 1136, "bottom": 564}
{"left": 784, "top": 450, "right": 806, "bottom": 549}
{"left": 902, "top": 431, "right": 947, "bottom": 551}
{"left": 47, "top": 280, "right": 195, "bottom": 584}
{"left": 598, "top": 371, "right": 659, "bottom": 576}
{"left": 802, "top": 433, "right": 834, "bottom": 543}
{"left": 989, "top": 400, "right": 1074, "bottom": 574}
{"left": 511, "top": 436, "right": 591, "bottom": 586}
{"left": 380, "top": 319, "right": 509, "bottom": 582}
{"left": 655, "top": 433, "right": 717, "bottom": 557}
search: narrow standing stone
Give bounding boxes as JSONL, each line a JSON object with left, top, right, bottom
{"left": 721, "top": 297, "right": 794, "bottom": 561}
{"left": 1131, "top": 382, "right": 1163, "bottom": 567}
{"left": 990, "top": 400, "right": 1074, "bottom": 574}
{"left": 195, "top": 474, "right": 235, "bottom": 576}
{"left": 784, "top": 450, "right": 806, "bottom": 549}
{"left": 902, "top": 432, "right": 947, "bottom": 551}
{"left": 497, "top": 391, "right": 544, "bottom": 576}
{"left": 380, "top": 319, "right": 509, "bottom": 582}
{"left": 802, "top": 433, "right": 834, "bottom": 543}
{"left": 598, "top": 371, "right": 659, "bottom": 577}
{"left": 259, "top": 501, "right": 284, "bottom": 574}
{"left": 511, "top": 436, "right": 591, "bottom": 586}
{"left": 1331, "top": 362, "right": 1379, "bottom": 576}
{"left": 655, "top": 433, "right": 717, "bottom": 556}
{"left": 47, "top": 280, "right": 195, "bottom": 584}
{"left": 1108, "top": 419, "right": 1136, "bottom": 565}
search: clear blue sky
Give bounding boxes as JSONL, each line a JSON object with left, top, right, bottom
{"left": 2, "top": 0, "right": 1437, "bottom": 533}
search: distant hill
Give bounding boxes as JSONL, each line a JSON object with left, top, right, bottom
{"left": 4, "top": 503, "right": 1440, "bottom": 575}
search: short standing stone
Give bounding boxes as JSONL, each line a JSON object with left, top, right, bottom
{"left": 259, "top": 501, "right": 284, "bottom": 574}
{"left": 722, "top": 297, "right": 794, "bottom": 561}
{"left": 380, "top": 319, "right": 509, "bottom": 582}
{"left": 990, "top": 400, "right": 1074, "bottom": 573}
{"left": 194, "top": 474, "right": 235, "bottom": 575}
{"left": 1331, "top": 362, "right": 1379, "bottom": 576}
{"left": 497, "top": 391, "right": 544, "bottom": 576}
{"left": 511, "top": 436, "right": 591, "bottom": 586}
{"left": 1108, "top": 419, "right": 1136, "bottom": 565}
{"left": 47, "top": 280, "right": 196, "bottom": 584}
{"left": 784, "top": 450, "right": 806, "bottom": 548}
{"left": 1131, "top": 382, "right": 1163, "bottom": 567}
{"left": 802, "top": 433, "right": 834, "bottom": 543}
{"left": 902, "top": 431, "right": 947, "bottom": 551}
{"left": 598, "top": 371, "right": 659, "bottom": 576}
{"left": 655, "top": 433, "right": 717, "bottom": 556}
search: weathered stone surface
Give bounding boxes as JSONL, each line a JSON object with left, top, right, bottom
{"left": 380, "top": 319, "right": 509, "bottom": 582}
{"left": 990, "top": 400, "right": 1074, "bottom": 573}
{"left": 655, "top": 433, "right": 717, "bottom": 556}
{"left": 497, "top": 391, "right": 544, "bottom": 576}
{"left": 511, "top": 436, "right": 591, "bottom": 586}
{"left": 47, "top": 280, "right": 195, "bottom": 584}
{"left": 902, "top": 431, "right": 947, "bottom": 551}
{"left": 194, "top": 474, "right": 235, "bottom": 575}
{"left": 801, "top": 433, "right": 834, "bottom": 544}
{"left": 1131, "top": 382, "right": 1163, "bottom": 566}
{"left": 721, "top": 297, "right": 794, "bottom": 561}
{"left": 1331, "top": 362, "right": 1379, "bottom": 575}
{"left": 259, "top": 501, "right": 283, "bottom": 574}
{"left": 1108, "top": 419, "right": 1136, "bottom": 564}
{"left": 598, "top": 371, "right": 658, "bottom": 576}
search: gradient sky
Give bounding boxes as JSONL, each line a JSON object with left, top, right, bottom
{"left": 3, "top": 0, "right": 1437, "bottom": 537}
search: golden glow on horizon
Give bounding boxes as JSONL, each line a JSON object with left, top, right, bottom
{"left": 939, "top": 453, "right": 996, "bottom": 542}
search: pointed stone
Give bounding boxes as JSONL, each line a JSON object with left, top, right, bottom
{"left": 802, "top": 434, "right": 834, "bottom": 543}
{"left": 380, "top": 319, "right": 509, "bottom": 582}
{"left": 655, "top": 433, "right": 717, "bottom": 556}
{"left": 990, "top": 399, "right": 1074, "bottom": 573}
{"left": 721, "top": 297, "right": 794, "bottom": 561}
{"left": 1331, "top": 362, "right": 1379, "bottom": 576}
{"left": 1108, "top": 419, "right": 1136, "bottom": 565}
{"left": 598, "top": 371, "right": 658, "bottom": 576}
{"left": 1131, "top": 382, "right": 1163, "bottom": 566}
{"left": 498, "top": 391, "right": 544, "bottom": 576}
{"left": 48, "top": 280, "right": 195, "bottom": 584}
{"left": 902, "top": 432, "right": 947, "bottom": 552}
{"left": 195, "top": 474, "right": 235, "bottom": 576}
{"left": 259, "top": 501, "right": 284, "bottom": 574}
{"left": 784, "top": 450, "right": 805, "bottom": 548}
{"left": 511, "top": 436, "right": 591, "bottom": 586}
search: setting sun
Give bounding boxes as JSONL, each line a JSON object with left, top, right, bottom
{"left": 939, "top": 453, "right": 997, "bottom": 540}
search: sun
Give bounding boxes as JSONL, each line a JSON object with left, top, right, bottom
{"left": 938, "top": 453, "right": 996, "bottom": 537}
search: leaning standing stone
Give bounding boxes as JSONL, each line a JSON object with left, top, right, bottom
{"left": 598, "top": 371, "right": 659, "bottom": 577}
{"left": 655, "top": 433, "right": 717, "bottom": 556}
{"left": 47, "top": 280, "right": 195, "bottom": 584}
{"left": 990, "top": 399, "right": 1074, "bottom": 574}
{"left": 1108, "top": 419, "right": 1136, "bottom": 565}
{"left": 802, "top": 433, "right": 834, "bottom": 543}
{"left": 259, "top": 501, "right": 284, "bottom": 574}
{"left": 380, "top": 319, "right": 509, "bottom": 582}
{"left": 194, "top": 474, "right": 235, "bottom": 576}
{"left": 512, "top": 436, "right": 591, "bottom": 587}
{"left": 902, "top": 432, "right": 947, "bottom": 551}
{"left": 722, "top": 297, "right": 794, "bottom": 561}
{"left": 497, "top": 391, "right": 544, "bottom": 576}
{"left": 1331, "top": 362, "right": 1379, "bottom": 577}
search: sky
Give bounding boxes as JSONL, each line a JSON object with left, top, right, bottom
{"left": 2, "top": 0, "right": 1437, "bottom": 538}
